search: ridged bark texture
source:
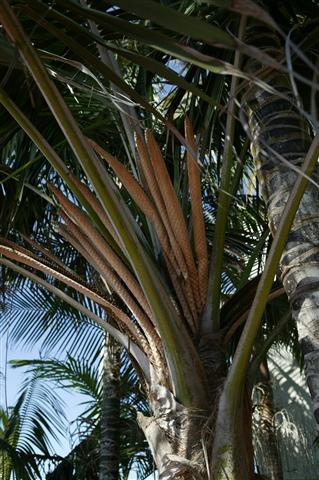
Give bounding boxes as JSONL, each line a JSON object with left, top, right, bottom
{"left": 255, "top": 360, "right": 283, "bottom": 480}
{"left": 138, "top": 384, "right": 208, "bottom": 479}
{"left": 244, "top": 24, "right": 319, "bottom": 430}
{"left": 99, "top": 334, "right": 121, "bottom": 480}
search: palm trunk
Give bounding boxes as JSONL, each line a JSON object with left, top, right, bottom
{"left": 137, "top": 385, "right": 208, "bottom": 479}
{"left": 136, "top": 334, "right": 230, "bottom": 479}
{"left": 255, "top": 360, "right": 283, "bottom": 480}
{"left": 244, "top": 24, "right": 319, "bottom": 431}
{"left": 99, "top": 334, "right": 121, "bottom": 480}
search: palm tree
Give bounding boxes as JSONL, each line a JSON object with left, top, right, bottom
{"left": 243, "top": 21, "right": 319, "bottom": 425}
{"left": 0, "top": 1, "right": 318, "bottom": 478}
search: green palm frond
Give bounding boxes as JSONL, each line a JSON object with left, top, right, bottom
{"left": 1, "top": 281, "right": 104, "bottom": 359}
{"left": 0, "top": 372, "right": 66, "bottom": 479}
{"left": 15, "top": 378, "right": 65, "bottom": 455}
{"left": 12, "top": 355, "right": 100, "bottom": 420}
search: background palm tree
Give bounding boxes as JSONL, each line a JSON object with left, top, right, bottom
{"left": 0, "top": 1, "right": 319, "bottom": 479}
{"left": 10, "top": 350, "right": 153, "bottom": 479}
{"left": 1, "top": 280, "right": 155, "bottom": 479}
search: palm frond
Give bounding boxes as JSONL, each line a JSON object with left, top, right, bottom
{"left": 1, "top": 280, "right": 103, "bottom": 359}
{"left": 0, "top": 370, "right": 66, "bottom": 479}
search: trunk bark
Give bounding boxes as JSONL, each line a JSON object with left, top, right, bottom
{"left": 99, "top": 334, "right": 121, "bottom": 480}
{"left": 254, "top": 360, "right": 283, "bottom": 480}
{"left": 136, "top": 334, "right": 229, "bottom": 479}
{"left": 137, "top": 384, "right": 208, "bottom": 479}
{"left": 243, "top": 23, "right": 319, "bottom": 433}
